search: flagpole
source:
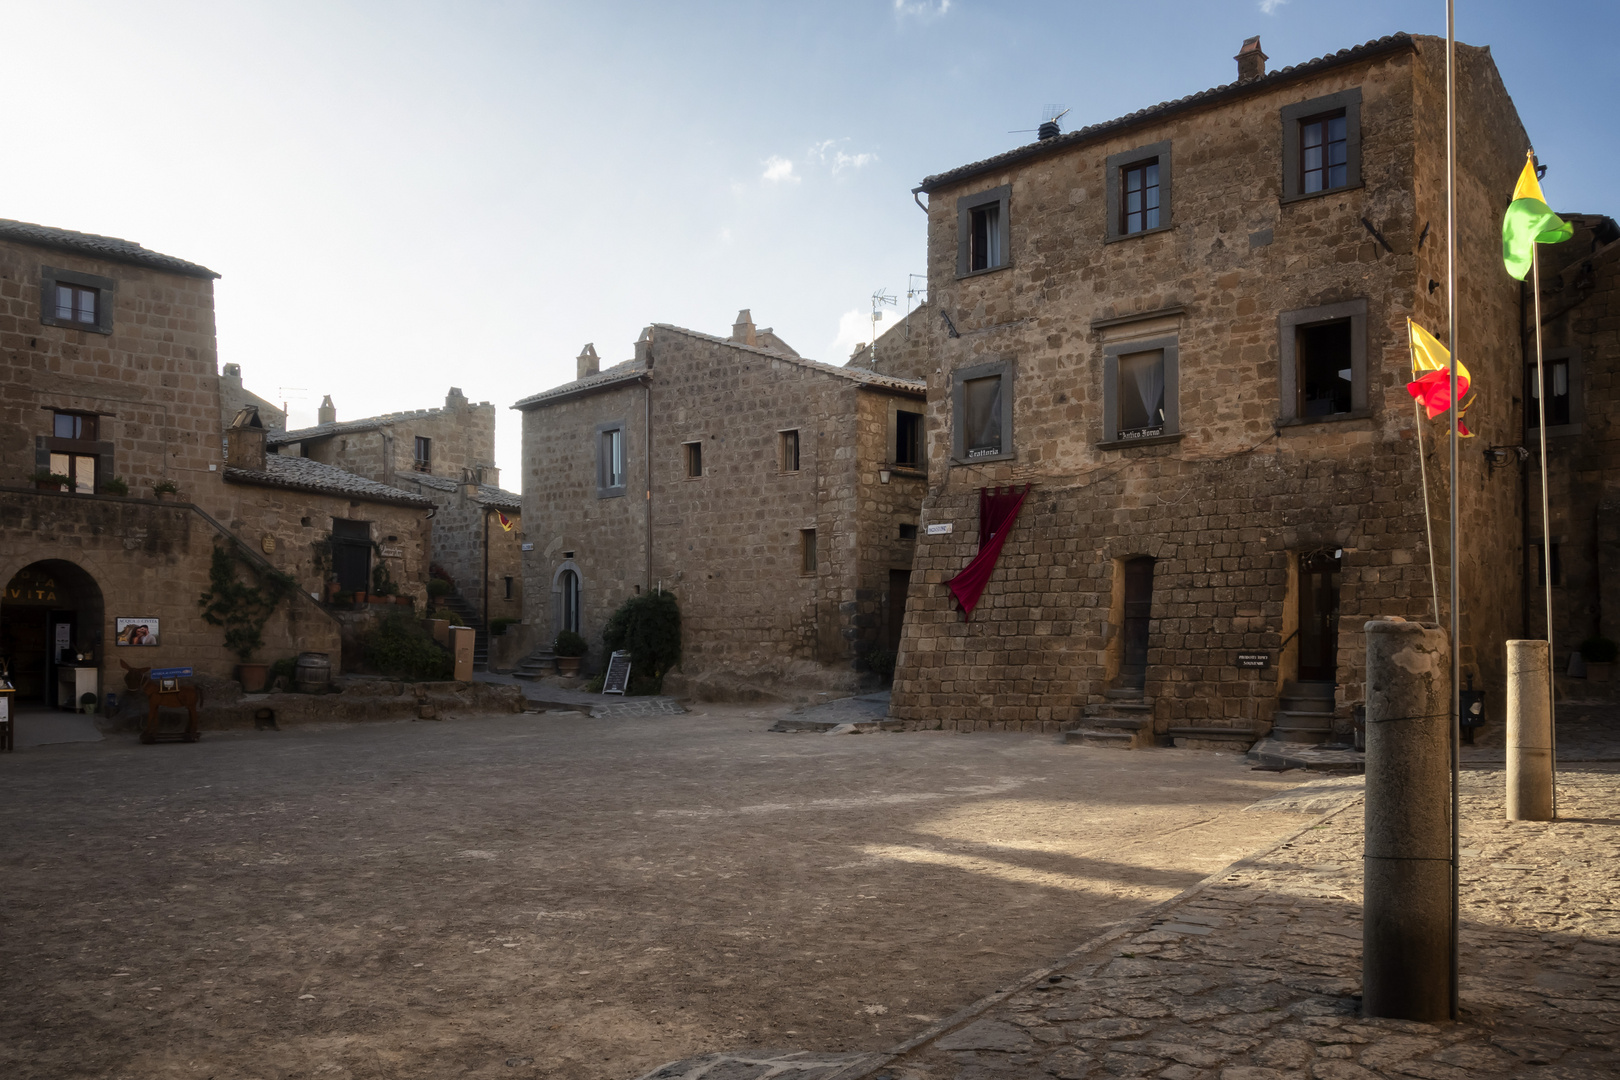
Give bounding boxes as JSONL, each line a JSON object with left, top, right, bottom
{"left": 1415, "top": 399, "right": 1441, "bottom": 625}
{"left": 1444, "top": 0, "right": 1461, "bottom": 1023}
{"left": 1531, "top": 220, "right": 1558, "bottom": 815}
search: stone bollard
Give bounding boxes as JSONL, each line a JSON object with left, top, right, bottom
{"left": 1363, "top": 618, "right": 1453, "bottom": 1022}
{"left": 1506, "top": 639, "right": 1554, "bottom": 821}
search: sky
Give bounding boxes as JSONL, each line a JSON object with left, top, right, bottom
{"left": 4, "top": 1, "right": 1615, "bottom": 481}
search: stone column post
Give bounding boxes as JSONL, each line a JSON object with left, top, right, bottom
{"left": 1363, "top": 618, "right": 1452, "bottom": 1022}
{"left": 1506, "top": 639, "right": 1554, "bottom": 821}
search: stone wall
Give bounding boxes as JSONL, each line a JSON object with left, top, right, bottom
{"left": 428, "top": 483, "right": 524, "bottom": 625}
{"left": 294, "top": 388, "right": 499, "bottom": 492}
{"left": 891, "top": 37, "right": 1530, "bottom": 734}
{"left": 219, "top": 364, "right": 287, "bottom": 430}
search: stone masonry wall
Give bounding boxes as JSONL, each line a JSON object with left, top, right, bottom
{"left": 853, "top": 388, "right": 927, "bottom": 656}
{"left": 429, "top": 485, "right": 524, "bottom": 625}
{"left": 891, "top": 38, "right": 1528, "bottom": 733}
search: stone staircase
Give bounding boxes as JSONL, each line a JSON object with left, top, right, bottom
{"left": 1270, "top": 680, "right": 1337, "bottom": 744}
{"left": 438, "top": 590, "right": 489, "bottom": 672}
{"left": 1063, "top": 687, "right": 1156, "bottom": 749}
{"left": 512, "top": 645, "right": 558, "bottom": 680}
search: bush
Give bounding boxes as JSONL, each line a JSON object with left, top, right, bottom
{"left": 269, "top": 656, "right": 299, "bottom": 684}
{"left": 426, "top": 578, "right": 452, "bottom": 599}
{"left": 362, "top": 614, "right": 453, "bottom": 680}
{"left": 31, "top": 471, "right": 73, "bottom": 489}
{"left": 151, "top": 478, "right": 178, "bottom": 495}
{"left": 489, "top": 618, "right": 516, "bottom": 636}
{"left": 601, "top": 591, "right": 681, "bottom": 691}
{"left": 430, "top": 606, "right": 458, "bottom": 623}
{"left": 101, "top": 475, "right": 129, "bottom": 496}
{"left": 856, "top": 644, "right": 898, "bottom": 683}
{"left": 1579, "top": 637, "right": 1619, "bottom": 664}
{"left": 554, "top": 629, "right": 588, "bottom": 657}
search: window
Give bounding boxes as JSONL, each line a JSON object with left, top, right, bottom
{"left": 950, "top": 360, "right": 1014, "bottom": 463}
{"left": 800, "top": 529, "right": 817, "bottom": 575}
{"left": 1121, "top": 161, "right": 1160, "bottom": 234}
{"left": 597, "top": 422, "right": 627, "bottom": 496}
{"left": 683, "top": 441, "right": 703, "bottom": 478}
{"left": 1106, "top": 141, "right": 1172, "bottom": 242}
{"left": 504, "top": 576, "right": 515, "bottom": 600}
{"left": 1526, "top": 349, "right": 1582, "bottom": 437}
{"left": 53, "top": 411, "right": 97, "bottom": 441}
{"left": 1278, "top": 300, "right": 1368, "bottom": 424}
{"left": 779, "top": 429, "right": 800, "bottom": 473}
{"left": 48, "top": 452, "right": 96, "bottom": 494}
{"left": 955, "top": 185, "right": 1011, "bottom": 276}
{"left": 39, "top": 266, "right": 114, "bottom": 334}
{"left": 1282, "top": 89, "right": 1362, "bottom": 202}
{"left": 895, "top": 410, "right": 923, "bottom": 467}
{"left": 898, "top": 523, "right": 918, "bottom": 541}
{"left": 1101, "top": 336, "right": 1180, "bottom": 445}
{"left": 413, "top": 436, "right": 431, "bottom": 473}
{"left": 44, "top": 410, "right": 108, "bottom": 493}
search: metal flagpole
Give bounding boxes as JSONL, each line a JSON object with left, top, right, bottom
{"left": 1531, "top": 219, "right": 1558, "bottom": 815}
{"left": 1444, "top": 0, "right": 1461, "bottom": 1023}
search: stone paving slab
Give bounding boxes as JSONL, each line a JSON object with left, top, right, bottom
{"left": 770, "top": 693, "right": 894, "bottom": 733}
{"left": 1245, "top": 739, "right": 1365, "bottom": 773}
{"left": 861, "top": 765, "right": 1620, "bottom": 1080}
{"left": 633, "top": 1050, "right": 880, "bottom": 1080}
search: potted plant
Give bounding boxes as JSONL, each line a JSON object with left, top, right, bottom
{"left": 426, "top": 577, "right": 452, "bottom": 601}
{"left": 198, "top": 544, "right": 297, "bottom": 694}
{"left": 554, "top": 630, "right": 587, "bottom": 677}
{"left": 79, "top": 691, "right": 98, "bottom": 715}
{"left": 32, "top": 470, "right": 73, "bottom": 492}
{"left": 1580, "top": 637, "right": 1618, "bottom": 682}
{"left": 325, "top": 581, "right": 342, "bottom": 599}
{"left": 101, "top": 475, "right": 129, "bottom": 496}
{"left": 152, "top": 478, "right": 179, "bottom": 500}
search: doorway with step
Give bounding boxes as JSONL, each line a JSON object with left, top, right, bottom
{"left": 1116, "top": 556, "right": 1155, "bottom": 693}
{"left": 1296, "top": 549, "right": 1341, "bottom": 685}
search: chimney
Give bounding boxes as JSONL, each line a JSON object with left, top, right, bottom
{"left": 445, "top": 386, "right": 468, "bottom": 410}
{"left": 221, "top": 363, "right": 242, "bottom": 386}
{"left": 730, "top": 309, "right": 757, "bottom": 347}
{"left": 577, "top": 343, "right": 600, "bottom": 380}
{"left": 226, "top": 406, "right": 266, "bottom": 470}
{"left": 634, "top": 326, "right": 653, "bottom": 367}
{"left": 1235, "top": 36, "right": 1267, "bottom": 83}
{"left": 317, "top": 394, "right": 336, "bottom": 425}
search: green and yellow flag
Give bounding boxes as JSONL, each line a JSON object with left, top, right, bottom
{"left": 1502, "top": 151, "right": 1572, "bottom": 280}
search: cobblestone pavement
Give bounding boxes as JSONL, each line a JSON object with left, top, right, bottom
{"left": 844, "top": 764, "right": 1620, "bottom": 1080}
{"left": 474, "top": 670, "right": 684, "bottom": 718}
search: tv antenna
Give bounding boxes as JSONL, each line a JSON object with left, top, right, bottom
{"left": 870, "top": 289, "right": 898, "bottom": 360}
{"left": 278, "top": 386, "right": 308, "bottom": 424}
{"left": 904, "top": 273, "right": 927, "bottom": 339}
{"left": 1010, "top": 104, "right": 1070, "bottom": 139}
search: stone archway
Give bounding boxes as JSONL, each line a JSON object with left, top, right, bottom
{"left": 1, "top": 559, "right": 105, "bottom": 707}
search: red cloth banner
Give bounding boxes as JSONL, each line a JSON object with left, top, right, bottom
{"left": 946, "top": 485, "right": 1030, "bottom": 620}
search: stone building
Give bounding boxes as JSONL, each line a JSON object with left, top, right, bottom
{"left": 218, "top": 363, "right": 286, "bottom": 431}
{"left": 514, "top": 311, "right": 927, "bottom": 697}
{"left": 1519, "top": 213, "right": 1620, "bottom": 691}
{"left": 268, "top": 388, "right": 524, "bottom": 633}
{"left": 887, "top": 34, "right": 1536, "bottom": 744}
{"left": 0, "top": 219, "right": 342, "bottom": 705}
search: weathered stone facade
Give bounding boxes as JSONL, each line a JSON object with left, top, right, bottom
{"left": 889, "top": 35, "right": 1532, "bottom": 739}
{"left": 218, "top": 363, "right": 286, "bottom": 431}
{"left": 0, "top": 221, "right": 342, "bottom": 699}
{"left": 515, "top": 314, "right": 926, "bottom": 696}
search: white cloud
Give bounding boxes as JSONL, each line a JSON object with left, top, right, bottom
{"left": 808, "top": 139, "right": 877, "bottom": 173}
{"left": 894, "top": 0, "right": 951, "bottom": 18}
{"left": 1258, "top": 0, "right": 1288, "bottom": 13}
{"left": 761, "top": 155, "right": 798, "bottom": 183}
{"left": 828, "top": 308, "right": 872, "bottom": 362}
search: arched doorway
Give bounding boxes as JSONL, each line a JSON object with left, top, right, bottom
{"left": 551, "top": 561, "right": 582, "bottom": 639}
{"left": 1, "top": 560, "right": 105, "bottom": 708}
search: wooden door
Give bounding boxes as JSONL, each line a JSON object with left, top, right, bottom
{"left": 1297, "top": 552, "right": 1341, "bottom": 682}
{"left": 1119, "top": 557, "right": 1155, "bottom": 691}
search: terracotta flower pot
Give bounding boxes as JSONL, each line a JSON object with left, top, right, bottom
{"left": 556, "top": 657, "right": 581, "bottom": 677}
{"left": 238, "top": 663, "right": 270, "bottom": 694}
{"left": 354, "top": 591, "right": 367, "bottom": 604}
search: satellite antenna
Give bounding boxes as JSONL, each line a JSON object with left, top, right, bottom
{"left": 1010, "top": 104, "right": 1071, "bottom": 139}
{"left": 870, "top": 289, "right": 898, "bottom": 361}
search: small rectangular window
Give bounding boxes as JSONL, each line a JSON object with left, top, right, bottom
{"left": 684, "top": 441, "right": 703, "bottom": 478}
{"left": 600, "top": 427, "right": 625, "bottom": 489}
{"left": 963, "top": 377, "right": 1003, "bottom": 457}
{"left": 779, "top": 429, "right": 800, "bottom": 472}
{"left": 898, "top": 523, "right": 918, "bottom": 540}
{"left": 413, "top": 436, "right": 432, "bottom": 473}
{"left": 48, "top": 452, "right": 96, "bottom": 494}
{"left": 969, "top": 204, "right": 1002, "bottom": 271}
{"left": 1116, "top": 349, "right": 1166, "bottom": 438}
{"left": 895, "top": 410, "right": 922, "bottom": 467}
{"left": 52, "top": 411, "right": 97, "bottom": 441}
{"left": 1528, "top": 359, "right": 1572, "bottom": 428}
{"left": 1297, "top": 320, "right": 1354, "bottom": 417}
{"left": 503, "top": 576, "right": 515, "bottom": 600}
{"left": 1300, "top": 113, "right": 1348, "bottom": 194}
{"left": 800, "top": 528, "right": 817, "bottom": 574}
{"left": 54, "top": 283, "right": 98, "bottom": 325}
{"left": 1121, "top": 160, "right": 1160, "bottom": 234}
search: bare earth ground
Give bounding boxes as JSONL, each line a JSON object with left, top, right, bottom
{"left": 0, "top": 704, "right": 1319, "bottom": 1080}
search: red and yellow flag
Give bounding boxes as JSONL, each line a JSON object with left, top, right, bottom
{"left": 1406, "top": 319, "right": 1475, "bottom": 438}
{"left": 497, "top": 511, "right": 514, "bottom": 532}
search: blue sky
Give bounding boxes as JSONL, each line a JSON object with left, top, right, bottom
{"left": 3, "top": 1, "right": 1614, "bottom": 479}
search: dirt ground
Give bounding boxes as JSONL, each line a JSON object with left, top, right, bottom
{"left": 0, "top": 704, "right": 1321, "bottom": 1080}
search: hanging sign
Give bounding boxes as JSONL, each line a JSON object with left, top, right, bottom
{"left": 602, "top": 650, "right": 632, "bottom": 695}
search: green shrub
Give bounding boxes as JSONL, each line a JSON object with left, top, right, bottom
{"left": 371, "top": 563, "right": 399, "bottom": 596}
{"left": 362, "top": 614, "right": 453, "bottom": 680}
{"left": 601, "top": 590, "right": 681, "bottom": 691}
{"left": 554, "top": 629, "right": 588, "bottom": 657}
{"left": 489, "top": 618, "right": 516, "bottom": 636}
{"left": 430, "top": 606, "right": 458, "bottom": 623}
{"left": 426, "top": 578, "right": 452, "bottom": 599}
{"left": 197, "top": 545, "right": 299, "bottom": 661}
{"left": 32, "top": 471, "right": 73, "bottom": 489}
{"left": 1579, "top": 637, "right": 1619, "bottom": 664}
{"left": 101, "top": 475, "right": 129, "bottom": 496}
{"left": 269, "top": 656, "right": 299, "bottom": 684}
{"left": 582, "top": 674, "right": 606, "bottom": 693}
{"left": 151, "top": 478, "right": 179, "bottom": 495}
{"left": 856, "top": 645, "right": 898, "bottom": 683}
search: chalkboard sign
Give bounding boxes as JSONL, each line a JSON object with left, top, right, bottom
{"left": 602, "top": 650, "right": 632, "bottom": 695}
{"left": 1234, "top": 652, "right": 1271, "bottom": 669}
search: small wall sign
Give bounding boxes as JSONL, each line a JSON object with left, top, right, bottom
{"left": 116, "top": 618, "right": 161, "bottom": 646}
{"left": 520, "top": 542, "right": 535, "bottom": 552}
{"left": 925, "top": 523, "right": 953, "bottom": 535}
{"left": 380, "top": 546, "right": 404, "bottom": 558}
{"left": 1235, "top": 652, "right": 1271, "bottom": 669}
{"left": 261, "top": 535, "right": 277, "bottom": 554}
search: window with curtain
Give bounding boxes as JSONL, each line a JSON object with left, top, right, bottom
{"left": 1117, "top": 350, "right": 1166, "bottom": 437}
{"left": 963, "top": 376, "right": 1003, "bottom": 457}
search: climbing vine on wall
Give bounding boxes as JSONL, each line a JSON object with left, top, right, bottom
{"left": 198, "top": 544, "right": 300, "bottom": 661}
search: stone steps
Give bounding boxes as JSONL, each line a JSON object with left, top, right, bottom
{"left": 1167, "top": 726, "right": 1265, "bottom": 751}
{"left": 1063, "top": 715, "right": 1153, "bottom": 750}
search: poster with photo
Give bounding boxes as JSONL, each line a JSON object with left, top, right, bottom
{"left": 115, "top": 618, "right": 160, "bottom": 647}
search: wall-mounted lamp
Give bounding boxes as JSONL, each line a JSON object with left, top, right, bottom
{"left": 1484, "top": 445, "right": 1530, "bottom": 472}
{"left": 879, "top": 469, "right": 892, "bottom": 484}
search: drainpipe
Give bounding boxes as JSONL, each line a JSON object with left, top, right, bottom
{"left": 645, "top": 370, "right": 654, "bottom": 592}
{"left": 482, "top": 506, "right": 490, "bottom": 630}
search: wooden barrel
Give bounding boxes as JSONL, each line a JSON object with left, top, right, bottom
{"left": 294, "top": 652, "right": 331, "bottom": 694}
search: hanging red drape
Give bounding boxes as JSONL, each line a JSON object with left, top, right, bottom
{"left": 946, "top": 484, "right": 1030, "bottom": 620}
